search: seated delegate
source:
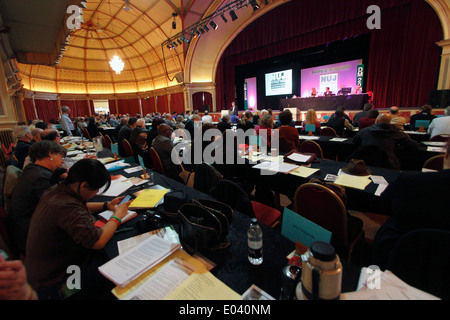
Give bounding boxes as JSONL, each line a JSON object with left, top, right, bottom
{"left": 25, "top": 159, "right": 131, "bottom": 300}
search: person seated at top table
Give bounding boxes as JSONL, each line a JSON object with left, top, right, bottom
{"left": 352, "top": 84, "right": 362, "bottom": 94}
{"left": 323, "top": 87, "right": 334, "bottom": 96}
{"left": 311, "top": 88, "right": 317, "bottom": 97}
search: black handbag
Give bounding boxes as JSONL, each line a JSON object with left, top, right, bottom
{"left": 178, "top": 199, "right": 233, "bottom": 254}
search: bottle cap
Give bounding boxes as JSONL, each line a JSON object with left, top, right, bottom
{"left": 309, "top": 241, "right": 336, "bottom": 262}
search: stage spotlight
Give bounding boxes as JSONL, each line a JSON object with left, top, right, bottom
{"left": 177, "top": 39, "right": 182, "bottom": 45}
{"left": 198, "top": 27, "right": 205, "bottom": 33}
{"left": 221, "top": 13, "right": 228, "bottom": 23}
{"left": 203, "top": 24, "right": 209, "bottom": 32}
{"left": 249, "top": 0, "right": 260, "bottom": 11}
{"left": 209, "top": 20, "right": 218, "bottom": 30}
{"left": 229, "top": 10, "right": 238, "bottom": 21}
{"left": 172, "top": 12, "right": 177, "bottom": 29}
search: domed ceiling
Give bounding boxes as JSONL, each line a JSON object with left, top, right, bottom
{"left": 1, "top": 0, "right": 217, "bottom": 95}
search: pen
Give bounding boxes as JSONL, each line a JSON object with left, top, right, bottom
{"left": 115, "top": 227, "right": 135, "bottom": 234}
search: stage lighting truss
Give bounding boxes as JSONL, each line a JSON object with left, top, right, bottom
{"left": 161, "top": 0, "right": 269, "bottom": 52}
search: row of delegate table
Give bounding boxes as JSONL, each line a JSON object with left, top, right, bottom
{"left": 87, "top": 149, "right": 362, "bottom": 300}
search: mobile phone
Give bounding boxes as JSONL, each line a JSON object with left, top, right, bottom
{"left": 119, "top": 194, "right": 133, "bottom": 205}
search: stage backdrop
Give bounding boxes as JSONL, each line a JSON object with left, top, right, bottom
{"left": 216, "top": 0, "right": 442, "bottom": 110}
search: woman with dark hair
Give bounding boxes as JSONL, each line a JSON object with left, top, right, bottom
{"left": 87, "top": 116, "right": 100, "bottom": 139}
{"left": 276, "top": 110, "right": 300, "bottom": 153}
{"left": 25, "top": 159, "right": 130, "bottom": 300}
{"left": 237, "top": 111, "right": 254, "bottom": 131}
{"left": 7, "top": 140, "right": 68, "bottom": 256}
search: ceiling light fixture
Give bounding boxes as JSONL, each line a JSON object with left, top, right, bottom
{"left": 109, "top": 55, "right": 124, "bottom": 74}
{"left": 123, "top": 0, "right": 132, "bottom": 12}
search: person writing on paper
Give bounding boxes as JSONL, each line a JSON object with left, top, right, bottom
{"left": 25, "top": 159, "right": 131, "bottom": 300}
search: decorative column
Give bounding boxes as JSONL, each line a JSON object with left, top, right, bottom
{"left": 436, "top": 39, "right": 450, "bottom": 90}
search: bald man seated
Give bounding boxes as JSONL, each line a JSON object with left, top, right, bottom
{"left": 349, "top": 113, "right": 423, "bottom": 170}
{"left": 389, "top": 106, "right": 406, "bottom": 130}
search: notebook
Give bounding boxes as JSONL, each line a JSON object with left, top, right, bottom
{"left": 128, "top": 188, "right": 169, "bottom": 209}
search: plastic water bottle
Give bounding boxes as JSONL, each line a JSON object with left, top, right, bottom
{"left": 248, "top": 218, "right": 263, "bottom": 265}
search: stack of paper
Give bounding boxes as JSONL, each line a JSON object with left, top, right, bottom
{"left": 252, "top": 161, "right": 299, "bottom": 173}
{"left": 98, "top": 235, "right": 181, "bottom": 288}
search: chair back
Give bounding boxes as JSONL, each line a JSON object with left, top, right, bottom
{"left": 299, "top": 140, "right": 323, "bottom": 158}
{"left": 293, "top": 182, "right": 348, "bottom": 243}
{"left": 149, "top": 147, "right": 165, "bottom": 175}
{"left": 121, "top": 139, "right": 134, "bottom": 157}
{"left": 104, "top": 134, "right": 112, "bottom": 149}
{"left": 210, "top": 179, "right": 255, "bottom": 218}
{"left": 81, "top": 127, "right": 91, "bottom": 140}
{"left": 422, "top": 154, "right": 444, "bottom": 171}
{"left": 320, "top": 127, "right": 337, "bottom": 137}
{"left": 279, "top": 136, "right": 297, "bottom": 154}
{"left": 386, "top": 229, "right": 450, "bottom": 299}
{"left": 429, "top": 134, "right": 450, "bottom": 142}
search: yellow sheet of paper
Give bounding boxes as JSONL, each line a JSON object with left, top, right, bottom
{"left": 128, "top": 188, "right": 169, "bottom": 209}
{"left": 334, "top": 174, "right": 371, "bottom": 190}
{"left": 289, "top": 166, "right": 320, "bottom": 178}
{"left": 164, "top": 271, "right": 241, "bottom": 300}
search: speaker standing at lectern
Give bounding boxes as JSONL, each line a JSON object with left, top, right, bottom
{"left": 230, "top": 101, "right": 237, "bottom": 113}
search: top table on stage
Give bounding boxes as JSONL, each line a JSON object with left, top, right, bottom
{"left": 280, "top": 93, "right": 369, "bottom": 111}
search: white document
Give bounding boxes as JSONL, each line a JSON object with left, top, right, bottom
{"left": 252, "top": 161, "right": 298, "bottom": 173}
{"left": 427, "top": 146, "right": 445, "bottom": 153}
{"left": 124, "top": 166, "right": 144, "bottom": 174}
{"left": 374, "top": 184, "right": 388, "bottom": 197}
{"left": 98, "top": 210, "right": 137, "bottom": 224}
{"left": 298, "top": 135, "right": 320, "bottom": 140}
{"left": 98, "top": 235, "right": 181, "bottom": 288}
{"left": 121, "top": 260, "right": 189, "bottom": 300}
{"left": 100, "top": 175, "right": 134, "bottom": 197}
{"left": 371, "top": 175, "right": 388, "bottom": 185}
{"left": 287, "top": 153, "right": 313, "bottom": 163}
{"left": 329, "top": 138, "right": 347, "bottom": 142}
{"left": 342, "top": 269, "right": 440, "bottom": 300}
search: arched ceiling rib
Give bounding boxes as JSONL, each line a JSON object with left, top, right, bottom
{"left": 4, "top": 0, "right": 218, "bottom": 95}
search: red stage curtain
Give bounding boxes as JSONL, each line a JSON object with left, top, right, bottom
{"left": 215, "top": 0, "right": 442, "bottom": 109}
{"left": 170, "top": 92, "right": 185, "bottom": 114}
{"left": 34, "top": 99, "right": 60, "bottom": 123}
{"left": 60, "top": 100, "right": 90, "bottom": 118}
{"left": 157, "top": 95, "right": 169, "bottom": 114}
{"left": 192, "top": 92, "right": 212, "bottom": 111}
{"left": 141, "top": 97, "right": 156, "bottom": 114}
{"left": 108, "top": 100, "right": 116, "bottom": 114}
{"left": 117, "top": 99, "right": 141, "bottom": 116}
{"left": 23, "top": 98, "right": 36, "bottom": 122}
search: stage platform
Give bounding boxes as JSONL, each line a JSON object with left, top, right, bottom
{"left": 280, "top": 93, "right": 369, "bottom": 111}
